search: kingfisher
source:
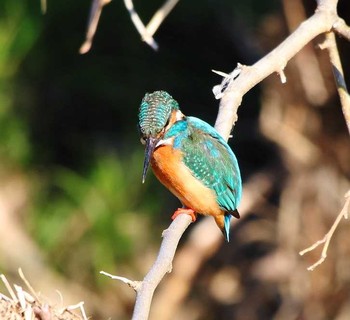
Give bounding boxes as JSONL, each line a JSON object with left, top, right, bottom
{"left": 138, "top": 91, "right": 242, "bottom": 242}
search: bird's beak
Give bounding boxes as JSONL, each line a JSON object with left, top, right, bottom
{"left": 142, "top": 137, "right": 159, "bottom": 183}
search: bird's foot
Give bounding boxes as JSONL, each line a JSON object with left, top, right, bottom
{"left": 172, "top": 208, "right": 197, "bottom": 222}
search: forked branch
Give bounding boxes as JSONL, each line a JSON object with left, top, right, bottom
{"left": 299, "top": 190, "right": 350, "bottom": 271}
{"left": 80, "top": 0, "right": 179, "bottom": 53}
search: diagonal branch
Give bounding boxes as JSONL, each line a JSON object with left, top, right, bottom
{"left": 123, "top": 0, "right": 159, "bottom": 50}
{"left": 214, "top": 2, "right": 341, "bottom": 140}
{"left": 145, "top": 0, "right": 180, "bottom": 38}
{"left": 80, "top": 0, "right": 112, "bottom": 54}
{"left": 131, "top": 215, "right": 192, "bottom": 319}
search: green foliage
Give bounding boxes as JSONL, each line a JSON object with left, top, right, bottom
{"left": 0, "top": 0, "right": 40, "bottom": 166}
{"left": 28, "top": 151, "right": 161, "bottom": 285}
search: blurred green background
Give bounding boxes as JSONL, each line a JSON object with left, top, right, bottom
{"left": 0, "top": 1, "right": 349, "bottom": 319}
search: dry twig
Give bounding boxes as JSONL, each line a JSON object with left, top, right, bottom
{"left": 299, "top": 190, "right": 350, "bottom": 271}
{"left": 123, "top": 0, "right": 159, "bottom": 50}
{"left": 100, "top": 271, "right": 142, "bottom": 291}
{"left": 0, "top": 271, "right": 88, "bottom": 320}
{"left": 145, "top": 0, "right": 180, "bottom": 37}
{"left": 80, "top": 0, "right": 112, "bottom": 54}
{"left": 80, "top": 0, "right": 179, "bottom": 53}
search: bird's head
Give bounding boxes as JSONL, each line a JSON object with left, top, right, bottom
{"left": 138, "top": 91, "right": 184, "bottom": 183}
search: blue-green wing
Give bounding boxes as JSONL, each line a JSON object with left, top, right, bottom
{"left": 180, "top": 117, "right": 242, "bottom": 213}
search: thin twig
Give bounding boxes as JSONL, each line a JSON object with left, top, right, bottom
{"left": 80, "top": 0, "right": 111, "bottom": 54}
{"left": 145, "top": 0, "right": 180, "bottom": 37}
{"left": 299, "top": 190, "right": 350, "bottom": 270}
{"left": 278, "top": 69, "right": 287, "bottom": 84}
{"left": 0, "top": 274, "right": 18, "bottom": 302}
{"left": 18, "top": 268, "right": 41, "bottom": 303}
{"left": 100, "top": 271, "right": 142, "bottom": 291}
{"left": 65, "top": 301, "right": 89, "bottom": 320}
{"left": 123, "top": 0, "right": 158, "bottom": 50}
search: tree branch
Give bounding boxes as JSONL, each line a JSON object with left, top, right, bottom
{"left": 80, "top": 0, "right": 179, "bottom": 54}
{"left": 123, "top": 0, "right": 159, "bottom": 50}
{"left": 80, "top": 0, "right": 111, "bottom": 54}
{"left": 145, "top": 0, "right": 180, "bottom": 38}
{"left": 214, "top": 1, "right": 341, "bottom": 140}
{"left": 132, "top": 215, "right": 192, "bottom": 320}
{"left": 332, "top": 17, "right": 350, "bottom": 40}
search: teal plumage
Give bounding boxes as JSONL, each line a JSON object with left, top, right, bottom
{"left": 139, "top": 91, "right": 179, "bottom": 136}
{"left": 138, "top": 90, "right": 242, "bottom": 241}
{"left": 164, "top": 117, "right": 241, "bottom": 213}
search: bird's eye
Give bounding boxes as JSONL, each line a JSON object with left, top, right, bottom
{"left": 140, "top": 136, "right": 146, "bottom": 145}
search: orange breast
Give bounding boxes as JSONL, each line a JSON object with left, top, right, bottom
{"left": 151, "top": 145, "right": 223, "bottom": 218}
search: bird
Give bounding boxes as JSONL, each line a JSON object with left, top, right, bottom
{"left": 138, "top": 90, "right": 242, "bottom": 242}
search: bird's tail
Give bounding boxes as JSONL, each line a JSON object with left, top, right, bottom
{"left": 215, "top": 210, "right": 240, "bottom": 242}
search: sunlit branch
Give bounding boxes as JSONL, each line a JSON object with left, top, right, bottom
{"left": 145, "top": 0, "right": 180, "bottom": 37}
{"left": 332, "top": 17, "right": 350, "bottom": 41}
{"left": 213, "top": 0, "right": 345, "bottom": 141}
{"left": 123, "top": 0, "right": 158, "bottom": 50}
{"left": 80, "top": 0, "right": 111, "bottom": 54}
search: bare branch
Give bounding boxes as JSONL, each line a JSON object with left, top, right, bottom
{"left": 132, "top": 214, "right": 192, "bottom": 320}
{"left": 80, "top": 0, "right": 111, "bottom": 54}
{"left": 299, "top": 190, "right": 350, "bottom": 271}
{"left": 214, "top": 4, "right": 342, "bottom": 140}
{"left": 332, "top": 17, "right": 350, "bottom": 40}
{"left": 123, "top": 0, "right": 158, "bottom": 50}
{"left": 145, "top": 0, "right": 180, "bottom": 37}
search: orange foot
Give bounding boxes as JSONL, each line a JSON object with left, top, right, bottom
{"left": 172, "top": 208, "right": 197, "bottom": 222}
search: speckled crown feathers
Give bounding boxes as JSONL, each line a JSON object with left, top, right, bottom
{"left": 138, "top": 91, "right": 179, "bottom": 137}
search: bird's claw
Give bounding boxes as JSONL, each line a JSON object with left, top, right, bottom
{"left": 172, "top": 208, "right": 197, "bottom": 222}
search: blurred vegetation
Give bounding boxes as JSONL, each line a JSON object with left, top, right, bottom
{"left": 0, "top": 0, "right": 349, "bottom": 319}
{"left": 0, "top": 1, "right": 38, "bottom": 165}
